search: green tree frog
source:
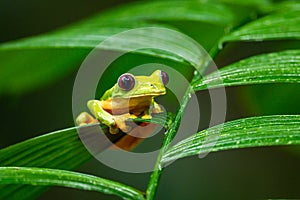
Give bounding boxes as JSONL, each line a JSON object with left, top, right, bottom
{"left": 76, "top": 70, "right": 169, "bottom": 135}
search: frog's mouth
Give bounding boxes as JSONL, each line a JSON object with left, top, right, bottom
{"left": 112, "top": 87, "right": 166, "bottom": 99}
{"left": 129, "top": 91, "right": 166, "bottom": 98}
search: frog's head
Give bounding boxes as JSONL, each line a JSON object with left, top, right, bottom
{"left": 112, "top": 70, "right": 168, "bottom": 98}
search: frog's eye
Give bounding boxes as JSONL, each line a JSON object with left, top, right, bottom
{"left": 118, "top": 73, "right": 135, "bottom": 91}
{"left": 160, "top": 70, "right": 169, "bottom": 85}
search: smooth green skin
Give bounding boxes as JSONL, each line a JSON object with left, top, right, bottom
{"left": 101, "top": 70, "right": 166, "bottom": 99}
{"left": 77, "top": 70, "right": 166, "bottom": 134}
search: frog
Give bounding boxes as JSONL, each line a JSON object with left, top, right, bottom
{"left": 76, "top": 70, "right": 169, "bottom": 135}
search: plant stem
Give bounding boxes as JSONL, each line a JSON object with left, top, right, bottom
{"left": 145, "top": 73, "right": 199, "bottom": 200}
{"left": 145, "top": 42, "right": 217, "bottom": 198}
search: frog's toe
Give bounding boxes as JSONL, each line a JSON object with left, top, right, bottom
{"left": 152, "top": 102, "right": 163, "bottom": 113}
{"left": 129, "top": 114, "right": 138, "bottom": 119}
{"left": 141, "top": 114, "right": 152, "bottom": 119}
{"left": 76, "top": 112, "right": 98, "bottom": 126}
{"left": 109, "top": 126, "right": 119, "bottom": 134}
{"left": 115, "top": 119, "right": 132, "bottom": 133}
{"left": 120, "top": 125, "right": 132, "bottom": 133}
{"left": 113, "top": 114, "right": 132, "bottom": 133}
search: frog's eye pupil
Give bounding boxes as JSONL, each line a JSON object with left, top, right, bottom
{"left": 118, "top": 73, "right": 135, "bottom": 91}
{"left": 160, "top": 71, "right": 169, "bottom": 85}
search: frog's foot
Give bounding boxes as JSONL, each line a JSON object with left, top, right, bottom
{"left": 141, "top": 114, "right": 152, "bottom": 119}
{"left": 76, "top": 112, "right": 98, "bottom": 126}
{"left": 113, "top": 113, "right": 132, "bottom": 133}
{"left": 109, "top": 125, "right": 120, "bottom": 134}
{"left": 152, "top": 101, "right": 163, "bottom": 114}
{"left": 129, "top": 114, "right": 138, "bottom": 119}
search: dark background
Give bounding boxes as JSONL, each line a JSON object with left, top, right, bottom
{"left": 1, "top": 0, "right": 300, "bottom": 199}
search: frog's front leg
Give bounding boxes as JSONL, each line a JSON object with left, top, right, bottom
{"left": 87, "top": 100, "right": 131, "bottom": 134}
{"left": 87, "top": 100, "right": 118, "bottom": 134}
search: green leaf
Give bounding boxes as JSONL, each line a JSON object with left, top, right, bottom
{"left": 0, "top": 1, "right": 240, "bottom": 96}
{"left": 0, "top": 114, "right": 168, "bottom": 199}
{"left": 0, "top": 25, "right": 197, "bottom": 96}
{"left": 0, "top": 127, "right": 89, "bottom": 167}
{"left": 266, "top": 1, "right": 300, "bottom": 13}
{"left": 0, "top": 24, "right": 203, "bottom": 66}
{"left": 193, "top": 49, "right": 300, "bottom": 91}
{"left": 220, "top": 10, "right": 300, "bottom": 47}
{"left": 162, "top": 115, "right": 300, "bottom": 164}
{"left": 220, "top": 0, "right": 272, "bottom": 12}
{"left": 96, "top": 1, "right": 236, "bottom": 26}
{"left": 0, "top": 167, "right": 145, "bottom": 200}
{"left": 0, "top": 127, "right": 91, "bottom": 199}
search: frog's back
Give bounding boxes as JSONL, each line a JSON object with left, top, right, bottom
{"left": 100, "top": 85, "right": 115, "bottom": 101}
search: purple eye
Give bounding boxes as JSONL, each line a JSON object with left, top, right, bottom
{"left": 160, "top": 70, "right": 169, "bottom": 85}
{"left": 118, "top": 73, "right": 135, "bottom": 91}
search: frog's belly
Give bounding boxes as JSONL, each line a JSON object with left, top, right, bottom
{"left": 101, "top": 97, "right": 152, "bottom": 115}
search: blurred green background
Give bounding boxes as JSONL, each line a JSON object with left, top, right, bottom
{"left": 1, "top": 0, "right": 300, "bottom": 199}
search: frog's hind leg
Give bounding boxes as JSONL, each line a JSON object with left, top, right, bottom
{"left": 76, "top": 112, "right": 98, "bottom": 126}
{"left": 112, "top": 123, "right": 158, "bottom": 151}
